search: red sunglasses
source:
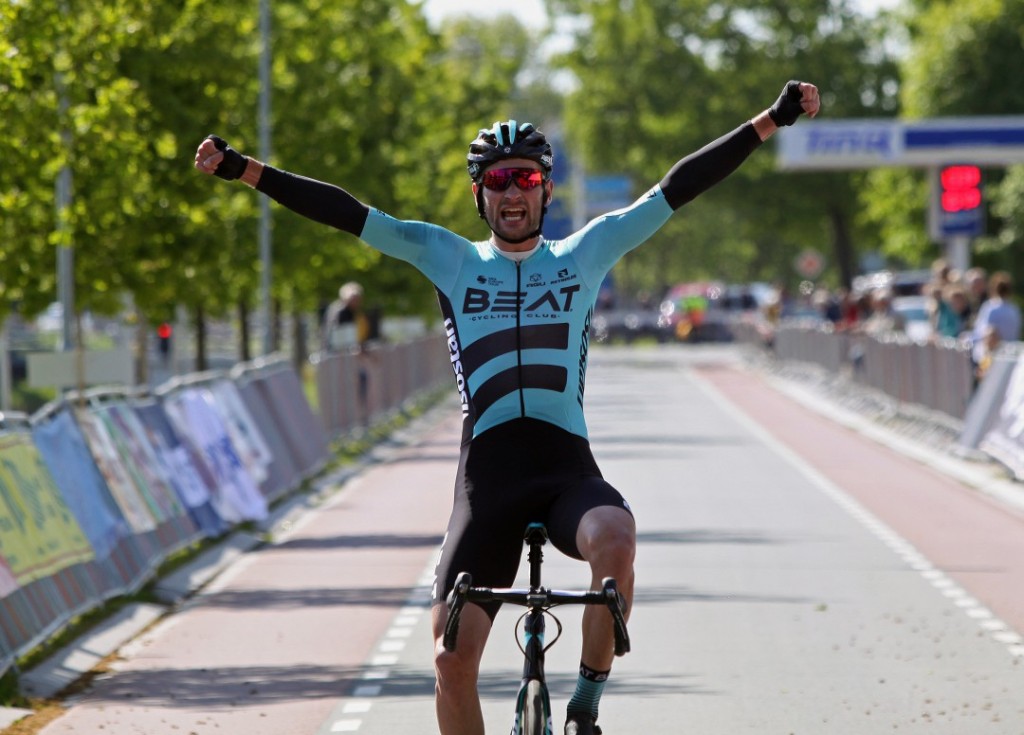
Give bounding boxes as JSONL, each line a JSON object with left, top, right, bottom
{"left": 481, "top": 167, "right": 546, "bottom": 192}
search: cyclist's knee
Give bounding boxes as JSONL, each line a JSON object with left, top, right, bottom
{"left": 432, "top": 603, "right": 490, "bottom": 693}
{"left": 577, "top": 508, "right": 636, "bottom": 566}
{"left": 434, "top": 644, "right": 481, "bottom": 694}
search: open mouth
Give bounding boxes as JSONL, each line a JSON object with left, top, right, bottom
{"left": 501, "top": 207, "right": 527, "bottom": 223}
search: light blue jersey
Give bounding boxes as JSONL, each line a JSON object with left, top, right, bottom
{"left": 359, "top": 186, "right": 673, "bottom": 439}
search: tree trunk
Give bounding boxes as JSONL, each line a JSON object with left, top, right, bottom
{"left": 194, "top": 303, "right": 207, "bottom": 371}
{"left": 292, "top": 309, "right": 307, "bottom": 371}
{"left": 829, "top": 205, "right": 856, "bottom": 290}
{"left": 238, "top": 300, "right": 251, "bottom": 363}
{"left": 134, "top": 309, "right": 149, "bottom": 386}
{"left": 272, "top": 298, "right": 283, "bottom": 354}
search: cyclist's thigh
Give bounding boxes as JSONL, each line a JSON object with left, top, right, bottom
{"left": 432, "top": 498, "right": 527, "bottom": 620}
{"left": 545, "top": 475, "right": 633, "bottom": 560}
{"left": 432, "top": 441, "right": 538, "bottom": 619}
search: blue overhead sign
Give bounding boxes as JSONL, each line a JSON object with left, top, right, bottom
{"left": 777, "top": 117, "right": 1024, "bottom": 170}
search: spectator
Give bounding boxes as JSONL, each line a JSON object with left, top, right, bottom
{"left": 974, "top": 325, "right": 1002, "bottom": 385}
{"left": 831, "top": 288, "right": 860, "bottom": 331}
{"left": 964, "top": 266, "right": 989, "bottom": 328}
{"left": 934, "top": 283, "right": 970, "bottom": 340}
{"left": 931, "top": 257, "right": 954, "bottom": 288}
{"left": 924, "top": 280, "right": 944, "bottom": 333}
{"left": 322, "top": 281, "right": 378, "bottom": 425}
{"left": 322, "top": 281, "right": 371, "bottom": 353}
{"left": 812, "top": 287, "right": 839, "bottom": 323}
{"left": 859, "top": 287, "right": 905, "bottom": 337}
{"left": 971, "top": 271, "right": 1022, "bottom": 363}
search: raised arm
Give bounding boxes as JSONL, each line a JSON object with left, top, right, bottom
{"left": 194, "top": 135, "right": 370, "bottom": 236}
{"left": 659, "top": 80, "right": 819, "bottom": 210}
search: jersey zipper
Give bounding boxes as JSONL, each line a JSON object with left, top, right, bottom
{"left": 515, "top": 260, "right": 526, "bottom": 417}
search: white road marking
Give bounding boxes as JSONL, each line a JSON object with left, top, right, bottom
{"left": 322, "top": 560, "right": 437, "bottom": 734}
{"left": 694, "top": 369, "right": 1024, "bottom": 660}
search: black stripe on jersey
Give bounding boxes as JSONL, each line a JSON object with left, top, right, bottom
{"left": 473, "top": 365, "right": 569, "bottom": 418}
{"left": 461, "top": 323, "right": 570, "bottom": 380}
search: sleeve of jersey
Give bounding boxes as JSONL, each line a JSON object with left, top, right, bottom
{"left": 256, "top": 165, "right": 370, "bottom": 235}
{"left": 357, "top": 210, "right": 467, "bottom": 293}
{"left": 567, "top": 187, "right": 674, "bottom": 285}
{"left": 256, "top": 166, "right": 466, "bottom": 293}
{"left": 659, "top": 122, "right": 762, "bottom": 210}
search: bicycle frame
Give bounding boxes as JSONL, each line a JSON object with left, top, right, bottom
{"left": 444, "top": 523, "right": 629, "bottom": 735}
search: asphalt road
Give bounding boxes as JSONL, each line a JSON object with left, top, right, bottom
{"left": 35, "top": 345, "right": 1024, "bottom": 735}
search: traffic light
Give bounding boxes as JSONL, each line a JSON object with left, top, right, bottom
{"left": 939, "top": 165, "right": 982, "bottom": 214}
{"left": 157, "top": 322, "right": 172, "bottom": 360}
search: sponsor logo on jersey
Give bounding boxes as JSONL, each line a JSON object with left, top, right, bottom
{"left": 444, "top": 318, "right": 470, "bottom": 415}
{"left": 577, "top": 306, "right": 592, "bottom": 407}
{"left": 551, "top": 268, "right": 578, "bottom": 285}
{"left": 463, "top": 285, "right": 582, "bottom": 318}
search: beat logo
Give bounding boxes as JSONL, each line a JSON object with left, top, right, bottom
{"left": 463, "top": 284, "right": 581, "bottom": 315}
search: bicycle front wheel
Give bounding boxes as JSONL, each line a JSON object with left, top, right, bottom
{"left": 518, "top": 679, "right": 550, "bottom": 735}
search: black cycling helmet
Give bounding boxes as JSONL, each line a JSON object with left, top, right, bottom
{"left": 467, "top": 120, "right": 553, "bottom": 183}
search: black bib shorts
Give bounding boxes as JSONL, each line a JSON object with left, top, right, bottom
{"left": 431, "top": 417, "right": 632, "bottom": 621}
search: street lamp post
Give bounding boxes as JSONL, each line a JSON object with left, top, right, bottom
{"left": 258, "top": 0, "right": 273, "bottom": 356}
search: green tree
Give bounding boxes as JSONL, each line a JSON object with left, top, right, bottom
{"left": 546, "top": 0, "right": 900, "bottom": 296}
{"left": 863, "top": 0, "right": 1024, "bottom": 275}
{"left": 0, "top": 0, "right": 153, "bottom": 323}
{"left": 265, "top": 7, "right": 537, "bottom": 329}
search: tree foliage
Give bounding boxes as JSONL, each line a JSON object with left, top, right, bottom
{"left": 862, "top": 0, "right": 1024, "bottom": 275}
{"left": 545, "top": 0, "right": 901, "bottom": 296}
{"left": 0, "top": 0, "right": 534, "bottom": 349}
{"left": 7, "top": 0, "right": 1021, "bottom": 348}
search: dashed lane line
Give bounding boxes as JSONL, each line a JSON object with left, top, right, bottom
{"left": 322, "top": 567, "right": 436, "bottom": 734}
{"left": 694, "top": 368, "right": 1024, "bottom": 661}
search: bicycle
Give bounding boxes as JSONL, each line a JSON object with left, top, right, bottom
{"left": 443, "top": 522, "right": 631, "bottom": 735}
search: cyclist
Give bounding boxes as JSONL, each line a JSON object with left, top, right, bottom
{"left": 195, "top": 79, "right": 819, "bottom": 735}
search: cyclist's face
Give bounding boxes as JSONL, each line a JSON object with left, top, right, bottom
{"left": 474, "top": 158, "right": 552, "bottom": 251}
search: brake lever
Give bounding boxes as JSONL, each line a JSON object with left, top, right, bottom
{"left": 443, "top": 572, "right": 473, "bottom": 652}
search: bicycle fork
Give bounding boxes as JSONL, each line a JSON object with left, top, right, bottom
{"left": 511, "top": 527, "right": 554, "bottom": 735}
{"left": 510, "top": 607, "right": 553, "bottom": 735}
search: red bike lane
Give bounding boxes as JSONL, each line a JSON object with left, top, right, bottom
{"left": 698, "top": 364, "right": 1024, "bottom": 647}
{"left": 35, "top": 409, "right": 464, "bottom": 735}
{"left": 28, "top": 358, "right": 1024, "bottom": 735}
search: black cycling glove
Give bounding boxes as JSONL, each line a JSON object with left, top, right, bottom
{"left": 205, "top": 134, "right": 248, "bottom": 180}
{"left": 768, "top": 81, "right": 806, "bottom": 127}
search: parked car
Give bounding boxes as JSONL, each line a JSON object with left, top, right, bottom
{"left": 852, "top": 268, "right": 930, "bottom": 299}
{"left": 658, "top": 282, "right": 733, "bottom": 342}
{"left": 892, "top": 295, "right": 933, "bottom": 342}
{"left": 591, "top": 307, "right": 668, "bottom": 343}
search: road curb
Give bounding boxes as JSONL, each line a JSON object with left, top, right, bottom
{"left": 17, "top": 603, "right": 167, "bottom": 700}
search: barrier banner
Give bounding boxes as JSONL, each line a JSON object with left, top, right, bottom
{"left": 0, "top": 434, "right": 94, "bottom": 584}
{"left": 32, "top": 409, "right": 129, "bottom": 560}
{"left": 98, "top": 405, "right": 185, "bottom": 528}
{"left": 257, "top": 368, "right": 329, "bottom": 475}
{"left": 980, "top": 354, "right": 1024, "bottom": 479}
{"left": 0, "top": 556, "right": 17, "bottom": 598}
{"left": 210, "top": 379, "right": 272, "bottom": 487}
{"left": 960, "top": 352, "right": 1020, "bottom": 450}
{"left": 163, "top": 388, "right": 268, "bottom": 523}
{"left": 75, "top": 409, "right": 157, "bottom": 533}
{"left": 133, "top": 402, "right": 226, "bottom": 538}
{"left": 236, "top": 380, "right": 300, "bottom": 500}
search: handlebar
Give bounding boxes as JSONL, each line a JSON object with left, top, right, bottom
{"left": 443, "top": 573, "right": 630, "bottom": 656}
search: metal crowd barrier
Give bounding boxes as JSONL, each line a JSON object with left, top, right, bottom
{"left": 0, "top": 339, "right": 443, "bottom": 680}
{"left": 759, "top": 321, "right": 975, "bottom": 421}
{"left": 736, "top": 316, "right": 1024, "bottom": 486}
{"left": 313, "top": 333, "right": 452, "bottom": 439}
